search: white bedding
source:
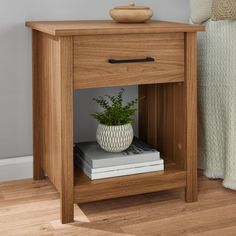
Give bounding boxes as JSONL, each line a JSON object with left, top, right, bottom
{"left": 198, "top": 20, "right": 236, "bottom": 190}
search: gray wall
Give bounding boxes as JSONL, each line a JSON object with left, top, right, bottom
{"left": 0, "top": 0, "right": 190, "bottom": 159}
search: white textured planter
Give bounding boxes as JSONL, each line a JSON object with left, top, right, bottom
{"left": 96, "top": 124, "right": 133, "bottom": 153}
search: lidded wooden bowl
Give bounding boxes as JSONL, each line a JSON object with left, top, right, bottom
{"left": 110, "top": 2, "right": 153, "bottom": 23}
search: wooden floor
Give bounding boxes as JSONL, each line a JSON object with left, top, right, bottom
{"left": 0, "top": 174, "right": 236, "bottom": 236}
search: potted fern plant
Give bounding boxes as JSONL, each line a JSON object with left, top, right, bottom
{"left": 91, "top": 88, "right": 139, "bottom": 152}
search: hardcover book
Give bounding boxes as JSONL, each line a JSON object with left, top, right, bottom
{"left": 74, "top": 137, "right": 164, "bottom": 180}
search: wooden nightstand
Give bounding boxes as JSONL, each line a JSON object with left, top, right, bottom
{"left": 26, "top": 20, "right": 204, "bottom": 224}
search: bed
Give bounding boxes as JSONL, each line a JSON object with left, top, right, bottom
{"left": 190, "top": 0, "right": 236, "bottom": 190}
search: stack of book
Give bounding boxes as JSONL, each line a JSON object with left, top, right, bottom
{"left": 74, "top": 137, "right": 164, "bottom": 180}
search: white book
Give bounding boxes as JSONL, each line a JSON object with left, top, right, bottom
{"left": 81, "top": 164, "right": 164, "bottom": 180}
{"left": 75, "top": 137, "right": 160, "bottom": 168}
{"left": 76, "top": 154, "right": 164, "bottom": 173}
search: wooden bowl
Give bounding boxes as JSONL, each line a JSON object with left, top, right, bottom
{"left": 110, "top": 2, "right": 153, "bottom": 23}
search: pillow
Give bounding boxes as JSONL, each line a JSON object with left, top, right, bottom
{"left": 190, "top": 0, "right": 213, "bottom": 24}
{"left": 212, "top": 0, "right": 236, "bottom": 21}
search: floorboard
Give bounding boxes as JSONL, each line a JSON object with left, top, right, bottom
{"left": 0, "top": 174, "right": 235, "bottom": 235}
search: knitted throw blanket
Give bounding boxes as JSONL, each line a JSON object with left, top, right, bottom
{"left": 198, "top": 20, "right": 236, "bottom": 190}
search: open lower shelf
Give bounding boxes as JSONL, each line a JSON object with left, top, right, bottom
{"left": 73, "top": 160, "right": 186, "bottom": 203}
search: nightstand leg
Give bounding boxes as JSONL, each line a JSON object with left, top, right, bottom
{"left": 32, "top": 30, "right": 44, "bottom": 180}
{"left": 33, "top": 157, "right": 44, "bottom": 180}
{"left": 184, "top": 32, "right": 198, "bottom": 202}
{"left": 60, "top": 36, "right": 74, "bottom": 223}
{"left": 61, "top": 196, "right": 74, "bottom": 224}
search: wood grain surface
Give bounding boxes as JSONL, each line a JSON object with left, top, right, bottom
{"left": 28, "top": 20, "right": 204, "bottom": 223}
{"left": 32, "top": 31, "right": 62, "bottom": 190}
{"left": 74, "top": 161, "right": 186, "bottom": 203}
{"left": 139, "top": 83, "right": 186, "bottom": 170}
{"left": 73, "top": 33, "right": 185, "bottom": 89}
{"left": 26, "top": 20, "right": 205, "bottom": 36}
{"left": 32, "top": 32, "right": 74, "bottom": 223}
{"left": 0, "top": 175, "right": 235, "bottom": 236}
{"left": 59, "top": 37, "right": 74, "bottom": 224}
{"left": 184, "top": 32, "right": 198, "bottom": 202}
{"left": 32, "top": 30, "right": 45, "bottom": 180}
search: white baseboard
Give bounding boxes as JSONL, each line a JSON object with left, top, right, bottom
{"left": 0, "top": 156, "right": 33, "bottom": 182}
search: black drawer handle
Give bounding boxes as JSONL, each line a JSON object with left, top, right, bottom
{"left": 108, "top": 57, "right": 155, "bottom": 64}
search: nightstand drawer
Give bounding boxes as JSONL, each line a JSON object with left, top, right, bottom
{"left": 73, "top": 33, "right": 185, "bottom": 89}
